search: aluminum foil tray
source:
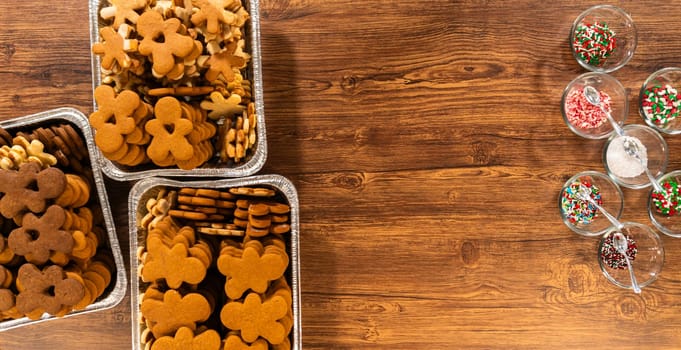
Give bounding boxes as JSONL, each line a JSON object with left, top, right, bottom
{"left": 88, "top": 0, "right": 267, "bottom": 181}
{"left": 0, "top": 107, "right": 126, "bottom": 332}
{"left": 129, "top": 175, "right": 300, "bottom": 349}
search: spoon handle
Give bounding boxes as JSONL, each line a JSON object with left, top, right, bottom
{"left": 602, "top": 107, "right": 625, "bottom": 137}
{"left": 622, "top": 253, "right": 642, "bottom": 294}
{"left": 588, "top": 198, "right": 624, "bottom": 230}
{"left": 643, "top": 166, "right": 664, "bottom": 193}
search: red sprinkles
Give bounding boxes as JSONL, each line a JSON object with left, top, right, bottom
{"left": 565, "top": 87, "right": 611, "bottom": 129}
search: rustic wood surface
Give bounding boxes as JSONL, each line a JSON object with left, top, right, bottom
{"left": 2, "top": 0, "right": 681, "bottom": 349}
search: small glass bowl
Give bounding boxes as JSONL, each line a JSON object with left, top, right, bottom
{"left": 647, "top": 170, "right": 681, "bottom": 237}
{"left": 569, "top": 5, "right": 637, "bottom": 73}
{"left": 561, "top": 72, "right": 629, "bottom": 139}
{"left": 598, "top": 222, "right": 664, "bottom": 291}
{"left": 602, "top": 124, "right": 668, "bottom": 189}
{"left": 638, "top": 67, "right": 681, "bottom": 134}
{"left": 559, "top": 171, "right": 624, "bottom": 237}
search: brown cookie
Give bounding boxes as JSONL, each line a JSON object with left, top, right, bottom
{"left": 8, "top": 205, "right": 73, "bottom": 265}
{"left": 0, "top": 162, "right": 66, "bottom": 219}
{"left": 15, "top": 264, "right": 85, "bottom": 319}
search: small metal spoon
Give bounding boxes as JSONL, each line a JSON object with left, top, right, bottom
{"left": 575, "top": 185, "right": 624, "bottom": 230}
{"left": 583, "top": 85, "right": 626, "bottom": 137}
{"left": 622, "top": 137, "right": 665, "bottom": 193}
{"left": 612, "top": 232, "right": 642, "bottom": 294}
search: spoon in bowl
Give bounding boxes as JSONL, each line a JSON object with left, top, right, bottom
{"left": 612, "top": 232, "right": 642, "bottom": 294}
{"left": 622, "top": 137, "right": 665, "bottom": 193}
{"left": 576, "top": 185, "right": 624, "bottom": 230}
{"left": 583, "top": 85, "right": 626, "bottom": 137}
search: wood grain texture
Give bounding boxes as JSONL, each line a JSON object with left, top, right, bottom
{"left": 2, "top": 0, "right": 681, "bottom": 349}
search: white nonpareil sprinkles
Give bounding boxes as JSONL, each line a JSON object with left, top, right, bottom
{"left": 606, "top": 136, "right": 647, "bottom": 178}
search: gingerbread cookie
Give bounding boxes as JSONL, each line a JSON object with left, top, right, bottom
{"left": 15, "top": 264, "right": 84, "bottom": 319}
{"left": 0, "top": 162, "right": 66, "bottom": 219}
{"left": 137, "top": 10, "right": 195, "bottom": 78}
{"left": 145, "top": 96, "right": 195, "bottom": 165}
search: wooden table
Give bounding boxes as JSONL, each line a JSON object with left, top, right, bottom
{"left": 2, "top": 1, "right": 681, "bottom": 349}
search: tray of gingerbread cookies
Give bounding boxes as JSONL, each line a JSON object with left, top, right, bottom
{"left": 88, "top": 0, "right": 267, "bottom": 180}
{"left": 129, "top": 175, "right": 300, "bottom": 349}
{"left": 0, "top": 107, "right": 126, "bottom": 331}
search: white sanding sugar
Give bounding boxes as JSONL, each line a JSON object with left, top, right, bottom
{"left": 606, "top": 136, "right": 647, "bottom": 178}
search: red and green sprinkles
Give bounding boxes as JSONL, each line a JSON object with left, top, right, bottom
{"left": 562, "top": 180, "right": 602, "bottom": 224}
{"left": 573, "top": 21, "right": 617, "bottom": 67}
{"left": 641, "top": 84, "right": 680, "bottom": 126}
{"left": 652, "top": 178, "right": 681, "bottom": 216}
{"left": 600, "top": 234, "right": 637, "bottom": 270}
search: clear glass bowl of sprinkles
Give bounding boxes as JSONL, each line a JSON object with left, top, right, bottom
{"left": 639, "top": 67, "right": 681, "bottom": 134}
{"left": 569, "top": 5, "right": 637, "bottom": 73}
{"left": 648, "top": 170, "right": 681, "bottom": 237}
{"left": 561, "top": 72, "right": 628, "bottom": 139}
{"left": 559, "top": 171, "right": 624, "bottom": 237}
{"left": 598, "top": 222, "right": 664, "bottom": 291}
{"left": 602, "top": 124, "right": 668, "bottom": 190}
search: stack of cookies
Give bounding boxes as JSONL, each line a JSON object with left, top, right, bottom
{"left": 91, "top": 0, "right": 258, "bottom": 170}
{"left": 0, "top": 124, "right": 115, "bottom": 321}
{"left": 137, "top": 185, "right": 293, "bottom": 350}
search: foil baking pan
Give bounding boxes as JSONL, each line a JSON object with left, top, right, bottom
{"left": 88, "top": 0, "right": 267, "bottom": 181}
{"left": 0, "top": 107, "right": 127, "bottom": 332}
{"left": 128, "top": 175, "right": 300, "bottom": 349}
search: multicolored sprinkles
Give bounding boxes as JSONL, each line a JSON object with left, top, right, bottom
{"left": 562, "top": 179, "right": 602, "bottom": 224}
{"left": 652, "top": 178, "right": 681, "bottom": 216}
{"left": 641, "top": 84, "right": 680, "bottom": 127}
{"left": 600, "top": 233, "right": 637, "bottom": 270}
{"left": 573, "top": 21, "right": 617, "bottom": 67}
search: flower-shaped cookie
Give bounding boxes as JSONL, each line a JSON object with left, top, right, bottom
{"left": 92, "top": 24, "right": 138, "bottom": 70}
{"left": 204, "top": 41, "right": 247, "bottom": 83}
{"left": 217, "top": 240, "right": 288, "bottom": 299}
{"left": 223, "top": 332, "right": 268, "bottom": 350}
{"left": 200, "top": 91, "right": 244, "bottom": 120}
{"left": 151, "top": 327, "right": 221, "bottom": 350}
{"left": 220, "top": 292, "right": 289, "bottom": 344}
{"left": 8, "top": 205, "right": 73, "bottom": 265}
{"left": 137, "top": 10, "right": 195, "bottom": 77}
{"left": 100, "top": 0, "right": 148, "bottom": 29}
{"left": 141, "top": 289, "right": 211, "bottom": 338}
{"left": 141, "top": 236, "right": 207, "bottom": 288}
